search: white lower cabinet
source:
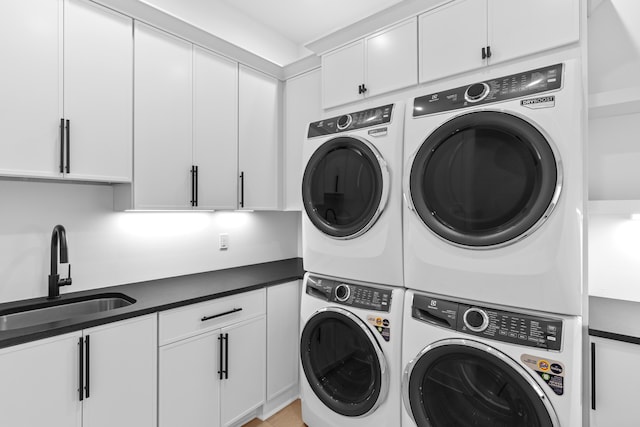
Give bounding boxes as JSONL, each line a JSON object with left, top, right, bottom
{"left": 0, "top": 314, "right": 157, "bottom": 427}
{"left": 0, "top": 332, "right": 82, "bottom": 427}
{"left": 159, "top": 289, "right": 267, "bottom": 427}
{"left": 590, "top": 335, "right": 640, "bottom": 427}
{"left": 266, "top": 281, "right": 300, "bottom": 401}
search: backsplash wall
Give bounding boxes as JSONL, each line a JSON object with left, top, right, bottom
{"left": 0, "top": 180, "right": 300, "bottom": 303}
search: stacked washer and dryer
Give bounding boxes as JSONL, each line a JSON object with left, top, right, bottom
{"left": 401, "top": 58, "right": 584, "bottom": 427}
{"left": 299, "top": 103, "right": 406, "bottom": 427}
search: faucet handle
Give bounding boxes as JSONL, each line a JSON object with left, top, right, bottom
{"left": 59, "top": 264, "right": 72, "bottom": 287}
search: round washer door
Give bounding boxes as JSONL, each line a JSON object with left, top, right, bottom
{"left": 302, "top": 136, "right": 389, "bottom": 239}
{"left": 408, "top": 111, "right": 561, "bottom": 248}
{"left": 300, "top": 307, "right": 389, "bottom": 417}
{"left": 403, "top": 339, "right": 559, "bottom": 427}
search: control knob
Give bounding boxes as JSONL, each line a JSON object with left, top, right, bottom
{"left": 335, "top": 284, "right": 351, "bottom": 302}
{"left": 464, "top": 82, "right": 490, "bottom": 103}
{"left": 463, "top": 307, "right": 489, "bottom": 332}
{"left": 336, "top": 114, "right": 353, "bottom": 131}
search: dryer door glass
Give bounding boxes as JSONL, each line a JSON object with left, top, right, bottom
{"left": 409, "top": 111, "right": 559, "bottom": 248}
{"left": 300, "top": 310, "right": 385, "bottom": 416}
{"left": 406, "top": 344, "right": 555, "bottom": 427}
{"left": 302, "top": 137, "right": 385, "bottom": 239}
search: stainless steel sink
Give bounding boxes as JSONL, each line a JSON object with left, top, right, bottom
{"left": 0, "top": 294, "right": 135, "bottom": 331}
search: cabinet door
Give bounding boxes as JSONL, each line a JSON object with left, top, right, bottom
{"left": 82, "top": 315, "right": 157, "bottom": 427}
{"left": 322, "top": 40, "right": 365, "bottom": 108}
{"left": 284, "top": 69, "right": 321, "bottom": 211}
{"left": 220, "top": 316, "right": 266, "bottom": 427}
{"left": 134, "top": 22, "right": 193, "bottom": 209}
{"left": 591, "top": 336, "right": 640, "bottom": 427}
{"left": 238, "top": 66, "right": 280, "bottom": 210}
{"left": 63, "top": 0, "right": 132, "bottom": 182}
{"left": 266, "top": 281, "right": 300, "bottom": 400}
{"left": 488, "top": 0, "right": 579, "bottom": 65}
{"left": 159, "top": 331, "right": 220, "bottom": 427}
{"left": 0, "top": 332, "right": 82, "bottom": 427}
{"left": 366, "top": 18, "right": 418, "bottom": 97}
{"left": 0, "top": 0, "right": 61, "bottom": 178}
{"left": 419, "top": 0, "right": 487, "bottom": 83}
{"left": 193, "top": 46, "right": 239, "bottom": 210}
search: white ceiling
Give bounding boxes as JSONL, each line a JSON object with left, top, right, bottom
{"left": 141, "top": 0, "right": 406, "bottom": 65}
{"left": 216, "top": 0, "right": 405, "bottom": 46}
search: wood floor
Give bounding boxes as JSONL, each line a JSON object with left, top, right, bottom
{"left": 242, "top": 399, "right": 307, "bottom": 427}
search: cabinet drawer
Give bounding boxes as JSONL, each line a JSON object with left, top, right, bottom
{"left": 159, "top": 289, "right": 266, "bottom": 346}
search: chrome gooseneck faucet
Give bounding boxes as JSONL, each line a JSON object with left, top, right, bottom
{"left": 48, "top": 224, "right": 72, "bottom": 299}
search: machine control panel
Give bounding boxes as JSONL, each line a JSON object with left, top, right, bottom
{"left": 305, "top": 276, "right": 391, "bottom": 312}
{"left": 413, "top": 63, "right": 563, "bottom": 117}
{"left": 412, "top": 295, "right": 563, "bottom": 351}
{"left": 307, "top": 104, "right": 394, "bottom": 138}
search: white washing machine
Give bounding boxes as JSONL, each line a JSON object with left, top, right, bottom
{"left": 402, "top": 289, "right": 582, "bottom": 427}
{"left": 302, "top": 102, "right": 404, "bottom": 286}
{"left": 299, "top": 273, "right": 403, "bottom": 427}
{"left": 403, "top": 58, "right": 584, "bottom": 315}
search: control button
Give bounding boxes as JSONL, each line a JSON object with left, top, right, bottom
{"left": 463, "top": 308, "right": 489, "bottom": 332}
{"left": 336, "top": 114, "right": 353, "bottom": 130}
{"left": 335, "top": 284, "right": 351, "bottom": 302}
{"left": 464, "top": 82, "right": 490, "bottom": 103}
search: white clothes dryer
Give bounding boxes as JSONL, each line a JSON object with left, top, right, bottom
{"left": 302, "top": 102, "right": 404, "bottom": 286}
{"left": 299, "top": 273, "right": 404, "bottom": 427}
{"left": 402, "top": 289, "right": 582, "bottom": 427}
{"left": 403, "top": 58, "right": 584, "bottom": 315}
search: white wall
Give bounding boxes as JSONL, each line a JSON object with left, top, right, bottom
{"left": 589, "top": 112, "right": 640, "bottom": 200}
{"left": 0, "top": 180, "right": 300, "bottom": 303}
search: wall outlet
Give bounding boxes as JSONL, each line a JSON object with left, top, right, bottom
{"left": 219, "top": 233, "right": 229, "bottom": 250}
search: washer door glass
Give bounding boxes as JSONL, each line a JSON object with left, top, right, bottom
{"left": 303, "top": 137, "right": 385, "bottom": 239}
{"left": 409, "top": 111, "right": 560, "bottom": 247}
{"left": 300, "top": 309, "right": 385, "bottom": 416}
{"left": 406, "top": 344, "right": 555, "bottom": 427}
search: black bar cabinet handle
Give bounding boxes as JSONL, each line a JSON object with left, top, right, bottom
{"left": 486, "top": 45, "right": 492, "bottom": 58}
{"left": 224, "top": 333, "right": 229, "bottom": 379}
{"left": 78, "top": 337, "right": 84, "bottom": 401}
{"left": 85, "top": 335, "right": 90, "bottom": 399}
{"left": 239, "top": 172, "right": 245, "bottom": 208}
{"left": 190, "top": 166, "right": 195, "bottom": 207}
{"left": 60, "top": 119, "right": 65, "bottom": 173}
{"left": 361, "top": 84, "right": 367, "bottom": 94}
{"left": 194, "top": 165, "right": 198, "bottom": 207}
{"left": 218, "top": 334, "right": 224, "bottom": 380}
{"left": 201, "top": 307, "right": 242, "bottom": 322}
{"left": 591, "top": 342, "right": 596, "bottom": 410}
{"left": 481, "top": 47, "right": 487, "bottom": 59}
{"left": 65, "top": 119, "right": 70, "bottom": 173}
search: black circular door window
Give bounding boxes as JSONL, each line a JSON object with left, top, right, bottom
{"left": 405, "top": 343, "right": 557, "bottom": 427}
{"left": 302, "top": 137, "right": 386, "bottom": 239}
{"left": 300, "top": 309, "right": 385, "bottom": 416}
{"left": 409, "top": 111, "right": 560, "bottom": 247}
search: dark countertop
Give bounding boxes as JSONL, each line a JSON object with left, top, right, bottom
{"left": 0, "top": 258, "right": 304, "bottom": 350}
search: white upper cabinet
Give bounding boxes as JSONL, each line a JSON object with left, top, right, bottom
{"left": 322, "top": 40, "right": 366, "bottom": 109}
{"left": 322, "top": 18, "right": 417, "bottom": 109}
{"left": 284, "top": 69, "right": 322, "bottom": 211}
{"left": 193, "top": 46, "right": 239, "bottom": 210}
{"left": 488, "top": 0, "right": 580, "bottom": 65}
{"left": 419, "top": 0, "right": 487, "bottom": 83}
{"left": 63, "top": 0, "right": 133, "bottom": 182}
{"left": 0, "top": 0, "right": 61, "bottom": 179}
{"left": 366, "top": 18, "right": 419, "bottom": 97}
{"left": 419, "top": 0, "right": 579, "bottom": 83}
{"left": 238, "top": 65, "right": 281, "bottom": 210}
{"left": 0, "top": 0, "right": 132, "bottom": 182}
{"left": 133, "top": 21, "right": 193, "bottom": 210}
{"left": 131, "top": 23, "right": 243, "bottom": 210}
